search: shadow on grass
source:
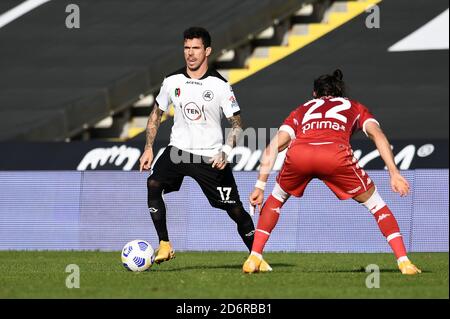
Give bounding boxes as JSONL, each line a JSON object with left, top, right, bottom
{"left": 152, "top": 263, "right": 295, "bottom": 272}
{"left": 302, "top": 267, "right": 431, "bottom": 274}
{"left": 145, "top": 262, "right": 430, "bottom": 274}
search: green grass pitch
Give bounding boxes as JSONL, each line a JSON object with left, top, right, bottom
{"left": 0, "top": 251, "right": 447, "bottom": 298}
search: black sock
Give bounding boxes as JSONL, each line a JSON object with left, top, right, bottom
{"left": 147, "top": 179, "right": 169, "bottom": 242}
{"left": 226, "top": 206, "right": 255, "bottom": 252}
{"left": 148, "top": 199, "right": 169, "bottom": 242}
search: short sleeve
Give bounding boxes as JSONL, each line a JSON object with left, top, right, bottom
{"left": 155, "top": 78, "right": 171, "bottom": 112}
{"left": 279, "top": 109, "right": 298, "bottom": 140}
{"left": 356, "top": 102, "right": 380, "bottom": 136}
{"left": 220, "top": 82, "right": 241, "bottom": 118}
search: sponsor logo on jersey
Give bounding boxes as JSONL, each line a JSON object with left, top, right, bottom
{"left": 183, "top": 102, "right": 203, "bottom": 121}
{"left": 302, "top": 120, "right": 346, "bottom": 134}
{"left": 175, "top": 88, "right": 181, "bottom": 97}
{"left": 221, "top": 200, "right": 236, "bottom": 204}
{"left": 185, "top": 80, "right": 202, "bottom": 86}
{"left": 202, "top": 90, "right": 214, "bottom": 101}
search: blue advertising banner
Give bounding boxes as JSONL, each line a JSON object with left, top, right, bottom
{"left": 0, "top": 170, "right": 447, "bottom": 252}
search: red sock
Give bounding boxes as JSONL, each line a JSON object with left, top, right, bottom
{"left": 252, "top": 195, "right": 283, "bottom": 254}
{"left": 373, "top": 206, "right": 407, "bottom": 259}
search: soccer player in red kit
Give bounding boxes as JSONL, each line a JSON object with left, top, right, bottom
{"left": 243, "top": 69, "right": 421, "bottom": 275}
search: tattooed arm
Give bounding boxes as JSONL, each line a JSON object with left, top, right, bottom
{"left": 139, "top": 105, "right": 164, "bottom": 171}
{"left": 210, "top": 114, "right": 243, "bottom": 170}
{"left": 225, "top": 114, "right": 243, "bottom": 149}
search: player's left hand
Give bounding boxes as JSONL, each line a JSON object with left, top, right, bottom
{"left": 209, "top": 151, "right": 228, "bottom": 170}
{"left": 249, "top": 187, "right": 264, "bottom": 214}
{"left": 390, "top": 172, "right": 410, "bottom": 197}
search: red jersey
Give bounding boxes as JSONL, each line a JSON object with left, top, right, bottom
{"left": 280, "top": 97, "right": 378, "bottom": 145}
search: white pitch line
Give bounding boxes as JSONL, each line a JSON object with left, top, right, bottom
{"left": 0, "top": 0, "right": 51, "bottom": 29}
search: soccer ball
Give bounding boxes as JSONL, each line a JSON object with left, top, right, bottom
{"left": 121, "top": 239, "right": 155, "bottom": 272}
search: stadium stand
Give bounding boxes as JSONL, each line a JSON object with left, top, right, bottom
{"left": 129, "top": 0, "right": 448, "bottom": 142}
{"left": 0, "top": 0, "right": 447, "bottom": 170}
{"left": 0, "top": 0, "right": 314, "bottom": 141}
{"left": 228, "top": 0, "right": 449, "bottom": 140}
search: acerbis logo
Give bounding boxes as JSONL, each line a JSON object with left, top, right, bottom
{"left": 185, "top": 80, "right": 202, "bottom": 86}
{"left": 183, "top": 102, "right": 203, "bottom": 121}
{"left": 77, "top": 145, "right": 140, "bottom": 171}
{"left": 202, "top": 90, "right": 214, "bottom": 101}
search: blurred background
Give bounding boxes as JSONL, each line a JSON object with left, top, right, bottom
{"left": 0, "top": 0, "right": 448, "bottom": 253}
{"left": 0, "top": 0, "right": 447, "bottom": 170}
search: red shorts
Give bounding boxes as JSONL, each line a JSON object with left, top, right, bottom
{"left": 276, "top": 141, "right": 374, "bottom": 200}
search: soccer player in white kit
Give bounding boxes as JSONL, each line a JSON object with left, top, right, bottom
{"left": 139, "top": 27, "right": 271, "bottom": 271}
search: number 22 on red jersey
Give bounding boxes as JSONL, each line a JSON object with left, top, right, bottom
{"left": 280, "top": 97, "right": 379, "bottom": 143}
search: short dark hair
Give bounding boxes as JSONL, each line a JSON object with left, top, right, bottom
{"left": 183, "top": 27, "right": 211, "bottom": 48}
{"left": 313, "top": 69, "right": 346, "bottom": 97}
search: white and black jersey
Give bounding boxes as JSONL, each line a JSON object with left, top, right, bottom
{"left": 156, "top": 67, "right": 240, "bottom": 157}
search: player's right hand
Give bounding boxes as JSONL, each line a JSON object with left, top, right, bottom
{"left": 139, "top": 148, "right": 154, "bottom": 172}
{"left": 249, "top": 188, "right": 264, "bottom": 214}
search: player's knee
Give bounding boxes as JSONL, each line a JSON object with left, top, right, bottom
{"left": 226, "top": 204, "right": 244, "bottom": 218}
{"left": 147, "top": 178, "right": 163, "bottom": 200}
{"left": 361, "top": 187, "right": 386, "bottom": 214}
{"left": 354, "top": 186, "right": 375, "bottom": 203}
{"left": 226, "top": 205, "right": 252, "bottom": 224}
{"left": 271, "top": 183, "right": 289, "bottom": 203}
